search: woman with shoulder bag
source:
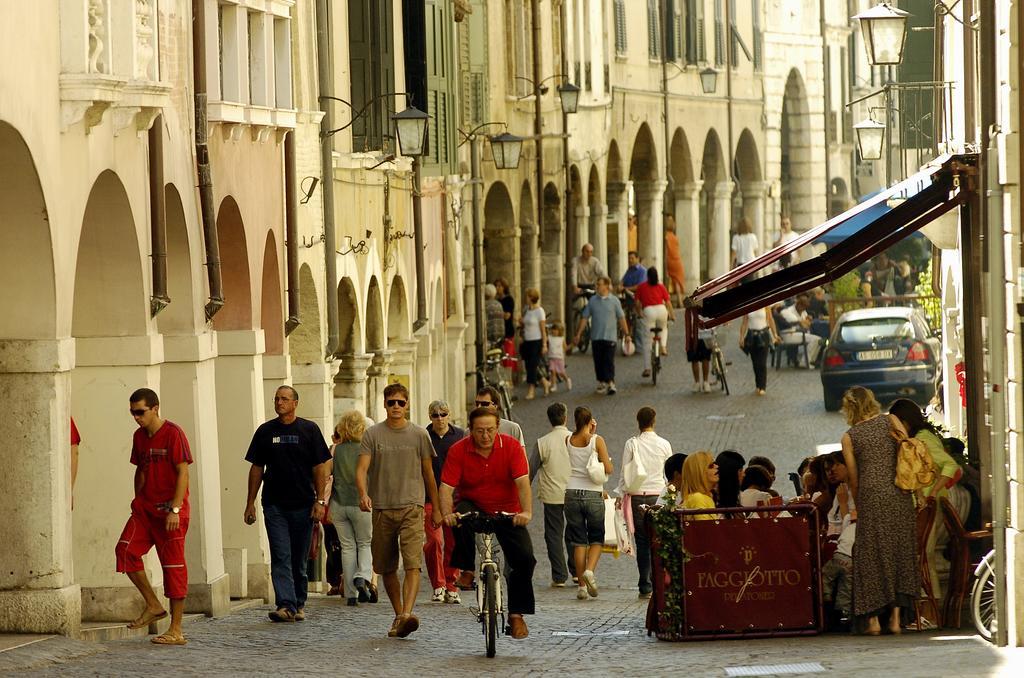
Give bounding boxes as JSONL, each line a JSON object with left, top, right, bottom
{"left": 739, "top": 306, "right": 780, "bottom": 395}
{"left": 564, "top": 406, "right": 613, "bottom": 601}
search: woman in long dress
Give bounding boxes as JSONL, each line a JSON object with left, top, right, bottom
{"left": 840, "top": 404, "right": 919, "bottom": 635}
{"left": 663, "top": 215, "right": 686, "bottom": 302}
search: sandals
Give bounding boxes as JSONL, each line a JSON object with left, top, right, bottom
{"left": 268, "top": 607, "right": 296, "bottom": 622}
{"left": 151, "top": 632, "right": 187, "bottom": 646}
{"left": 127, "top": 609, "right": 167, "bottom": 630}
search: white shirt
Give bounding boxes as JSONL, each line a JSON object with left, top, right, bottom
{"left": 836, "top": 522, "right": 856, "bottom": 558}
{"left": 739, "top": 488, "right": 773, "bottom": 508}
{"left": 827, "top": 490, "right": 856, "bottom": 536}
{"left": 566, "top": 434, "right": 604, "bottom": 491}
{"left": 547, "top": 335, "right": 565, "bottom": 360}
{"left": 731, "top": 233, "right": 759, "bottom": 264}
{"left": 746, "top": 309, "right": 768, "bottom": 331}
{"left": 780, "top": 304, "right": 808, "bottom": 332}
{"left": 534, "top": 425, "right": 572, "bottom": 504}
{"left": 615, "top": 431, "right": 673, "bottom": 496}
{"left": 521, "top": 306, "right": 546, "bottom": 342}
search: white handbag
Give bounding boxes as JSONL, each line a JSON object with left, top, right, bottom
{"left": 586, "top": 448, "right": 608, "bottom": 484}
{"left": 622, "top": 438, "right": 649, "bottom": 494}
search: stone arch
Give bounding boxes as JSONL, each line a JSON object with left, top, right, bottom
{"left": 337, "top": 276, "right": 361, "bottom": 355}
{"left": 629, "top": 123, "right": 663, "bottom": 270}
{"left": 518, "top": 180, "right": 538, "bottom": 294}
{"left": 366, "top": 276, "right": 385, "bottom": 352}
{"left": 290, "top": 264, "right": 322, "bottom": 363}
{"left": 212, "top": 196, "right": 252, "bottom": 331}
{"left": 540, "top": 182, "right": 562, "bottom": 317}
{"left": 699, "top": 129, "right": 728, "bottom": 281}
{"left": 260, "top": 231, "right": 284, "bottom": 355}
{"left": 73, "top": 170, "right": 148, "bottom": 337}
{"left": 156, "top": 185, "right": 196, "bottom": 335}
{"left": 782, "top": 68, "right": 813, "bottom": 230}
{"left": 670, "top": 127, "right": 695, "bottom": 187}
{"left": 734, "top": 128, "right": 766, "bottom": 249}
{"left": 0, "top": 121, "right": 55, "bottom": 339}
{"left": 483, "top": 181, "right": 517, "bottom": 296}
{"left": 386, "top": 276, "right": 410, "bottom": 344}
{"left": 605, "top": 140, "right": 626, "bottom": 278}
{"left": 829, "top": 177, "right": 850, "bottom": 218}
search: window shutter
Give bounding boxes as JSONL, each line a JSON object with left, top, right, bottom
{"left": 714, "top": 0, "right": 723, "bottom": 66}
{"left": 461, "top": 0, "right": 487, "bottom": 126}
{"left": 425, "top": 0, "right": 455, "bottom": 173}
{"left": 751, "top": 0, "right": 762, "bottom": 70}
{"left": 377, "top": 0, "right": 395, "bottom": 152}
{"left": 648, "top": 0, "right": 661, "bottom": 59}
{"left": 673, "top": 3, "right": 683, "bottom": 62}
{"left": 348, "top": 1, "right": 374, "bottom": 151}
{"left": 614, "top": 0, "right": 627, "bottom": 55}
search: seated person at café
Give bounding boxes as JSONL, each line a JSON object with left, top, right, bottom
{"left": 655, "top": 453, "right": 688, "bottom": 507}
{"left": 823, "top": 451, "right": 855, "bottom": 538}
{"left": 800, "top": 456, "right": 834, "bottom": 513}
{"left": 805, "top": 287, "right": 831, "bottom": 339}
{"left": 679, "top": 451, "right": 721, "bottom": 519}
{"left": 776, "top": 294, "right": 823, "bottom": 366}
{"left": 739, "top": 465, "right": 774, "bottom": 511}
{"left": 822, "top": 509, "right": 856, "bottom": 622}
{"left": 747, "top": 455, "right": 779, "bottom": 497}
{"left": 714, "top": 450, "right": 746, "bottom": 511}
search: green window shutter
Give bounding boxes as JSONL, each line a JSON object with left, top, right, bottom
{"left": 348, "top": 0, "right": 373, "bottom": 151}
{"left": 751, "top": 0, "right": 761, "bottom": 70}
{"left": 614, "top": 0, "right": 627, "bottom": 55}
{"left": 714, "top": 0, "right": 723, "bottom": 66}
{"left": 897, "top": 0, "right": 934, "bottom": 150}
{"left": 425, "top": 0, "right": 455, "bottom": 174}
{"left": 460, "top": 0, "right": 488, "bottom": 127}
{"left": 377, "top": 0, "right": 395, "bottom": 153}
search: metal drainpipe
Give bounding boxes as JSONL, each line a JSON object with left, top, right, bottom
{"left": 560, "top": 0, "right": 572, "bottom": 327}
{"left": 316, "top": 0, "right": 339, "bottom": 357}
{"left": 284, "top": 131, "right": 301, "bottom": 335}
{"left": 149, "top": 114, "right": 170, "bottom": 317}
{"left": 661, "top": 0, "right": 672, "bottom": 210}
{"left": 192, "top": 0, "right": 224, "bottom": 320}
{"left": 412, "top": 158, "right": 428, "bottom": 332}
{"left": 819, "top": 0, "right": 831, "bottom": 211}
{"left": 532, "top": 0, "right": 544, "bottom": 308}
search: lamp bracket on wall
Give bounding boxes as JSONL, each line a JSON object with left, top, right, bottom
{"left": 300, "top": 232, "right": 325, "bottom": 249}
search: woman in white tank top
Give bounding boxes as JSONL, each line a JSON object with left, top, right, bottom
{"left": 564, "top": 406, "right": 613, "bottom": 600}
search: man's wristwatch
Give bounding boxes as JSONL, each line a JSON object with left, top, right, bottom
{"left": 316, "top": 499, "right": 327, "bottom": 507}
{"left": 171, "top": 506, "right": 181, "bottom": 515}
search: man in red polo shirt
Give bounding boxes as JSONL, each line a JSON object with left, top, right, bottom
{"left": 114, "top": 388, "right": 193, "bottom": 646}
{"left": 440, "top": 407, "right": 536, "bottom": 639}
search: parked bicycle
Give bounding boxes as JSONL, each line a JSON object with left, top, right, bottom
{"left": 456, "top": 511, "right": 515, "bottom": 658}
{"left": 649, "top": 326, "right": 664, "bottom": 385}
{"left": 699, "top": 327, "right": 730, "bottom": 395}
{"left": 972, "top": 548, "right": 996, "bottom": 642}
{"left": 468, "top": 347, "right": 516, "bottom": 422}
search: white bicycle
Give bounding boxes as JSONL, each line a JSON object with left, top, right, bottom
{"left": 456, "top": 511, "right": 513, "bottom": 658}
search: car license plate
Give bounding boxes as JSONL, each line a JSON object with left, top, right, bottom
{"left": 856, "top": 349, "right": 894, "bottom": 361}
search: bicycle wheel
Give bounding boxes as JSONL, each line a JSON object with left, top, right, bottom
{"left": 499, "top": 384, "right": 518, "bottom": 424}
{"left": 484, "top": 566, "right": 498, "bottom": 658}
{"left": 579, "top": 321, "right": 590, "bottom": 354}
{"left": 652, "top": 354, "right": 659, "bottom": 385}
{"left": 972, "top": 551, "right": 997, "bottom": 642}
{"left": 713, "top": 350, "right": 729, "bottom": 395}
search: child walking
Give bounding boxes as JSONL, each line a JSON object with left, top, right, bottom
{"left": 546, "top": 322, "right": 572, "bottom": 391}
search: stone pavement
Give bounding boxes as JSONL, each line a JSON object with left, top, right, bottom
{"left": 5, "top": 321, "right": 1015, "bottom": 676}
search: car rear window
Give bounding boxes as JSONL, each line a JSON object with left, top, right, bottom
{"left": 838, "top": 318, "right": 914, "bottom": 343}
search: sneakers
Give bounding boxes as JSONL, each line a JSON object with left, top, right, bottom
{"left": 581, "top": 569, "right": 599, "bottom": 598}
{"left": 444, "top": 589, "right": 461, "bottom": 604}
{"left": 347, "top": 597, "right": 359, "bottom": 606}
{"left": 606, "top": 382, "right": 617, "bottom": 395}
{"left": 702, "top": 381, "right": 712, "bottom": 393}
{"left": 354, "top": 577, "right": 371, "bottom": 603}
{"left": 638, "top": 590, "right": 653, "bottom": 599}
{"left": 293, "top": 608, "right": 305, "bottom": 621}
{"left": 595, "top": 382, "right": 609, "bottom": 395}
{"left": 566, "top": 377, "right": 573, "bottom": 390}
{"left": 431, "top": 587, "right": 445, "bottom": 603}
{"left": 642, "top": 369, "right": 651, "bottom": 378}
{"left": 268, "top": 607, "right": 296, "bottom": 623}
{"left": 550, "top": 581, "right": 567, "bottom": 588}
{"left": 576, "top": 586, "right": 589, "bottom": 600}
{"left": 691, "top": 382, "right": 702, "bottom": 393}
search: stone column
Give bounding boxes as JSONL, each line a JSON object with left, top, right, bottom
{"left": 574, "top": 205, "right": 590, "bottom": 259}
{"left": 161, "top": 332, "right": 229, "bottom": 617}
{"left": 589, "top": 205, "right": 609, "bottom": 275}
{"left": 333, "top": 354, "right": 373, "bottom": 421}
{"left": 605, "top": 181, "right": 629, "bottom": 279}
{"left": 444, "top": 320, "right": 470, "bottom": 426}
{"left": 520, "top": 221, "right": 540, "bottom": 296}
{"left": 214, "top": 329, "right": 270, "bottom": 602}
{"left": 261, "top": 354, "right": 293, "bottom": 421}
{"left": 635, "top": 180, "right": 668, "bottom": 274}
{"left": 710, "top": 181, "right": 735, "bottom": 279}
{"left": 0, "top": 338, "right": 81, "bottom": 634}
{"left": 71, "top": 335, "right": 165, "bottom": 621}
{"left": 292, "top": 361, "right": 336, "bottom": 440}
{"left": 364, "top": 350, "right": 395, "bottom": 423}
{"left": 674, "top": 180, "right": 703, "bottom": 291}
{"left": 388, "top": 338, "right": 420, "bottom": 419}
{"left": 742, "top": 181, "right": 769, "bottom": 256}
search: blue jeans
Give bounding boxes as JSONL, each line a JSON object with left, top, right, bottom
{"left": 263, "top": 503, "right": 315, "bottom": 612}
{"left": 563, "top": 489, "right": 605, "bottom": 546}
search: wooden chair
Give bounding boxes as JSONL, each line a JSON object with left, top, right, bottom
{"left": 939, "top": 496, "right": 992, "bottom": 628}
{"left": 914, "top": 497, "right": 941, "bottom": 629}
{"left": 772, "top": 308, "right": 810, "bottom": 369}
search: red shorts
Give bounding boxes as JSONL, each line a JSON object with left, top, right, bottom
{"left": 115, "top": 500, "right": 190, "bottom": 599}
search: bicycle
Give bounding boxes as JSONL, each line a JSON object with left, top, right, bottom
{"left": 456, "top": 511, "right": 515, "bottom": 658}
{"left": 649, "top": 326, "right": 663, "bottom": 385}
{"left": 468, "top": 347, "right": 516, "bottom": 422}
{"left": 570, "top": 286, "right": 595, "bottom": 354}
{"left": 971, "top": 548, "right": 996, "bottom": 642}
{"left": 619, "top": 289, "right": 643, "bottom": 356}
{"left": 699, "top": 327, "right": 730, "bottom": 395}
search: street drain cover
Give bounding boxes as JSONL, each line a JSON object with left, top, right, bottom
{"left": 550, "top": 630, "right": 630, "bottom": 637}
{"left": 725, "top": 663, "right": 825, "bottom": 676}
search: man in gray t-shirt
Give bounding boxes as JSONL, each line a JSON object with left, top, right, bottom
{"left": 573, "top": 276, "right": 628, "bottom": 396}
{"left": 356, "top": 384, "right": 441, "bottom": 639}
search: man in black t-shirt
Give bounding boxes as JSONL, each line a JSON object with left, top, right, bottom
{"left": 244, "top": 385, "right": 331, "bottom": 623}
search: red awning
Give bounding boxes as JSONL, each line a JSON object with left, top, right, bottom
{"left": 684, "top": 154, "right": 977, "bottom": 332}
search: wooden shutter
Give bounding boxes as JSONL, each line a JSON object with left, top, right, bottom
{"left": 348, "top": 0, "right": 373, "bottom": 151}
{"left": 460, "top": 0, "right": 488, "bottom": 126}
{"left": 377, "top": 0, "right": 395, "bottom": 152}
{"left": 647, "top": 0, "right": 661, "bottom": 59}
{"left": 714, "top": 0, "right": 723, "bottom": 66}
{"left": 614, "top": 0, "right": 627, "bottom": 56}
{"left": 424, "top": 0, "right": 455, "bottom": 173}
{"left": 751, "top": 0, "right": 762, "bottom": 70}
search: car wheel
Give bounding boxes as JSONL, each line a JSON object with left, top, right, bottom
{"left": 823, "top": 390, "right": 841, "bottom": 412}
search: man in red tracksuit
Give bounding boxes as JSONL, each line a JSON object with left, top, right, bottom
{"left": 115, "top": 388, "right": 193, "bottom": 645}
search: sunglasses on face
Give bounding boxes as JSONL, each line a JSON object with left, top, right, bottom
{"left": 130, "top": 408, "right": 150, "bottom": 417}
{"left": 475, "top": 401, "right": 494, "bottom": 408}
{"left": 385, "top": 399, "right": 407, "bottom": 408}
{"left": 429, "top": 412, "right": 449, "bottom": 419}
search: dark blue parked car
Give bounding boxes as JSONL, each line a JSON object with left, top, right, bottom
{"left": 820, "top": 307, "right": 941, "bottom": 411}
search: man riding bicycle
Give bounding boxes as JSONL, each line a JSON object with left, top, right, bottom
{"left": 571, "top": 243, "right": 607, "bottom": 303}
{"left": 440, "top": 407, "right": 536, "bottom": 640}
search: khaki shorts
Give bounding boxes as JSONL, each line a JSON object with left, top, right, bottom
{"left": 371, "top": 505, "right": 424, "bottom": 574}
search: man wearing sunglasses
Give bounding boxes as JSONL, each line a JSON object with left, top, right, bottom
{"left": 356, "top": 383, "right": 443, "bottom": 638}
{"left": 115, "top": 388, "right": 193, "bottom": 646}
{"left": 425, "top": 400, "right": 464, "bottom": 604}
{"left": 243, "top": 385, "right": 332, "bottom": 623}
{"left": 473, "top": 386, "right": 525, "bottom": 448}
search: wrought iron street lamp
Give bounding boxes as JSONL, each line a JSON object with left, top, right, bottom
{"left": 699, "top": 67, "right": 719, "bottom": 95}
{"left": 489, "top": 132, "right": 524, "bottom": 170}
{"left": 854, "top": 118, "right": 886, "bottom": 161}
{"left": 556, "top": 82, "right": 581, "bottom": 115}
{"left": 392, "top": 106, "right": 429, "bottom": 158}
{"left": 855, "top": 3, "right": 910, "bottom": 66}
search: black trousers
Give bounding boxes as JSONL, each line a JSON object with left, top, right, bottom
{"left": 631, "top": 495, "right": 659, "bottom": 594}
{"left": 520, "top": 339, "right": 543, "bottom": 385}
{"left": 451, "top": 500, "right": 536, "bottom": 614}
{"left": 749, "top": 343, "right": 770, "bottom": 390}
{"left": 591, "top": 339, "right": 616, "bottom": 383}
{"left": 323, "top": 521, "right": 342, "bottom": 587}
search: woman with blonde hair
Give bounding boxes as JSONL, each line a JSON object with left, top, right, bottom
{"left": 518, "top": 286, "right": 550, "bottom": 400}
{"left": 680, "top": 451, "right": 720, "bottom": 520}
{"left": 330, "top": 410, "right": 375, "bottom": 606}
{"left": 841, "top": 386, "right": 881, "bottom": 427}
